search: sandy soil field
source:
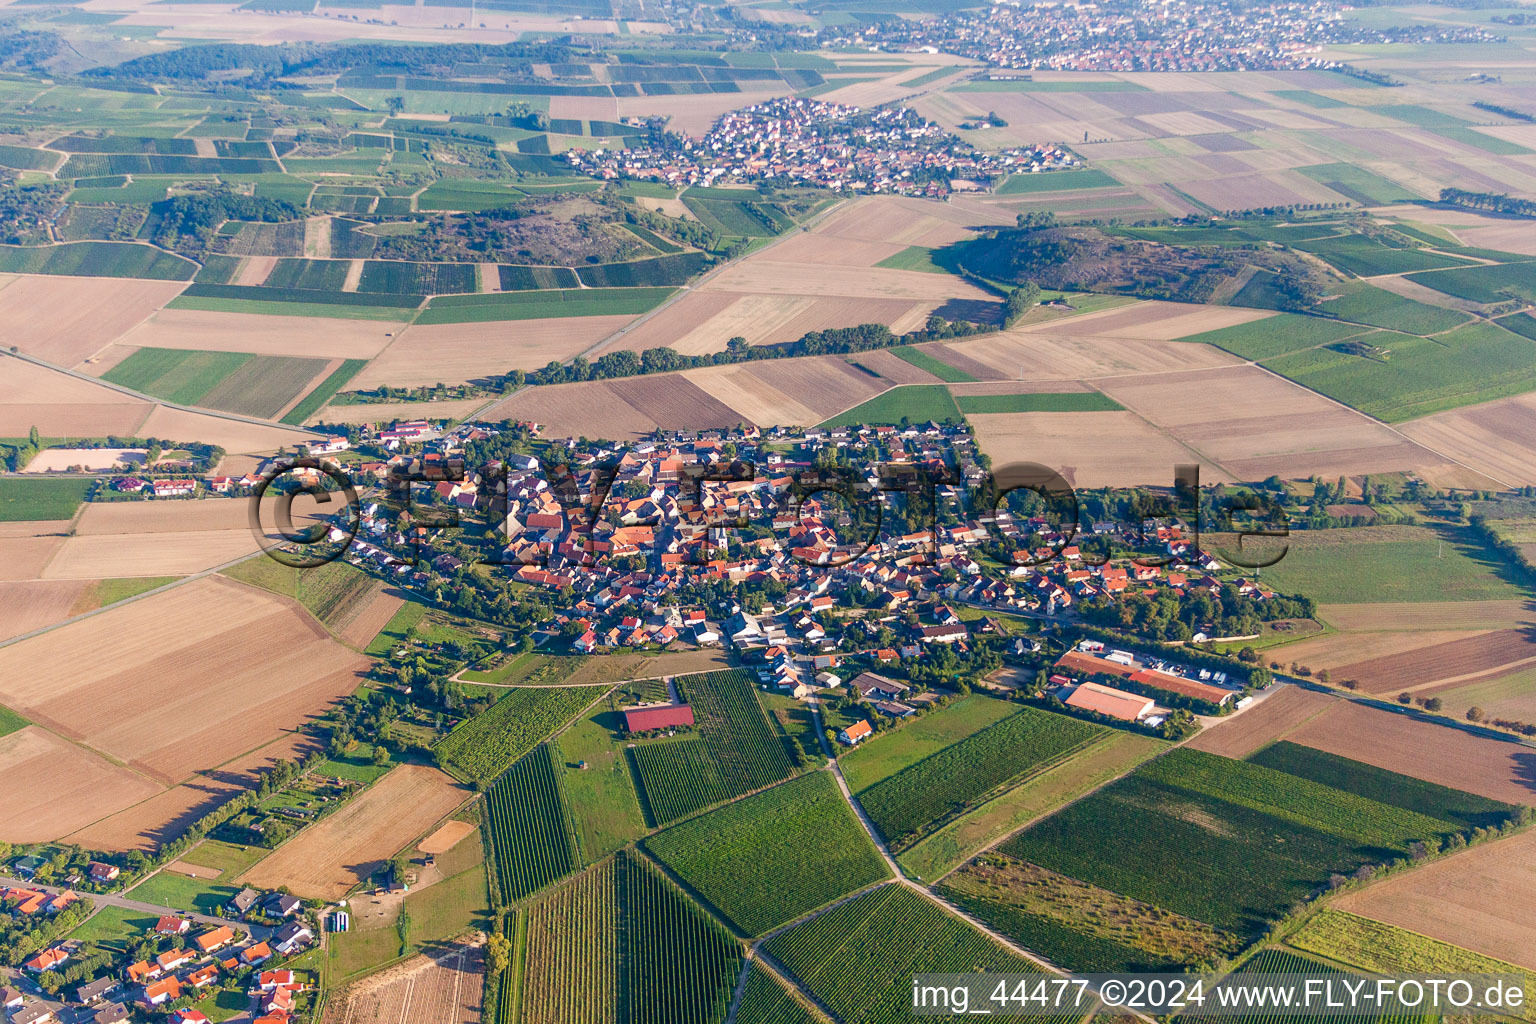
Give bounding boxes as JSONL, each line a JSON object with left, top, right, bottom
{"left": 68, "top": 731, "right": 323, "bottom": 852}
{"left": 0, "top": 357, "right": 152, "bottom": 437}
{"left": 0, "top": 536, "right": 66, "bottom": 581}
{"left": 110, "top": 308, "right": 399, "bottom": 360}
{"left": 1185, "top": 684, "right": 1338, "bottom": 758}
{"left": 1093, "top": 364, "right": 1452, "bottom": 482}
{"left": 419, "top": 821, "right": 476, "bottom": 855}
{"left": 1398, "top": 392, "right": 1536, "bottom": 488}
{"left": 135, "top": 405, "right": 316, "bottom": 455}
{"left": 0, "top": 579, "right": 98, "bottom": 642}
{"left": 40, "top": 530, "right": 261, "bottom": 579}
{"left": 811, "top": 195, "right": 993, "bottom": 247}
{"left": 321, "top": 938, "right": 483, "bottom": 1024}
{"left": 351, "top": 315, "right": 634, "bottom": 388}
{"left": 243, "top": 764, "right": 469, "bottom": 899}
{"left": 311, "top": 398, "right": 487, "bottom": 426}
{"left": 1286, "top": 699, "right": 1536, "bottom": 805}
{"left": 1388, "top": 205, "right": 1536, "bottom": 257}
{"left": 1028, "top": 301, "right": 1271, "bottom": 341}
{"left": 0, "top": 727, "right": 163, "bottom": 844}
{"left": 968, "top": 410, "right": 1218, "bottom": 488}
{"left": 0, "top": 274, "right": 187, "bottom": 367}
{"left": 617, "top": 90, "right": 789, "bottom": 136}
{"left": 0, "top": 576, "right": 366, "bottom": 785}
{"left": 24, "top": 448, "right": 145, "bottom": 472}
{"left": 1336, "top": 829, "right": 1536, "bottom": 971}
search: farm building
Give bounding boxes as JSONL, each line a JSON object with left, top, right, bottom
{"left": 838, "top": 719, "right": 873, "bottom": 745}
{"left": 624, "top": 703, "right": 695, "bottom": 732}
{"left": 1055, "top": 650, "right": 1235, "bottom": 706}
{"left": 1063, "top": 681, "right": 1155, "bottom": 723}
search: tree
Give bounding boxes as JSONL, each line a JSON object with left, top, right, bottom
{"left": 386, "top": 95, "right": 405, "bottom": 115}
{"left": 486, "top": 933, "right": 511, "bottom": 976}
{"left": 1424, "top": 697, "right": 1443, "bottom": 712}
{"left": 371, "top": 744, "right": 390, "bottom": 766}
{"left": 1467, "top": 706, "right": 1485, "bottom": 722}
{"left": 1398, "top": 692, "right": 1412, "bottom": 705}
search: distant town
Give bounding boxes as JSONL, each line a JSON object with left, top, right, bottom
{"left": 563, "top": 97, "right": 1080, "bottom": 195}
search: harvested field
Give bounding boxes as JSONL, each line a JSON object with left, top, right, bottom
{"left": 942, "top": 327, "right": 1240, "bottom": 381}
{"left": 1398, "top": 392, "right": 1536, "bottom": 489}
{"left": 847, "top": 349, "right": 947, "bottom": 385}
{"left": 321, "top": 938, "right": 483, "bottom": 1024}
{"left": 23, "top": 447, "right": 144, "bottom": 472}
{"left": 134, "top": 405, "right": 316, "bottom": 456}
{"left": 704, "top": 260, "right": 993, "bottom": 302}
{"left": 1092, "top": 364, "right": 1454, "bottom": 482}
{"left": 969, "top": 410, "right": 1215, "bottom": 488}
{"left": 684, "top": 356, "right": 889, "bottom": 427}
{"left": 1335, "top": 829, "right": 1536, "bottom": 971}
{"left": 1330, "top": 629, "right": 1536, "bottom": 695}
{"left": 0, "top": 535, "right": 65, "bottom": 581}
{"left": 1185, "top": 684, "right": 1338, "bottom": 758}
{"left": 0, "top": 579, "right": 93, "bottom": 641}
{"left": 0, "top": 576, "right": 366, "bottom": 786}
{"left": 41, "top": 530, "right": 260, "bottom": 579}
{"left": 1277, "top": 630, "right": 1487, "bottom": 676}
{"left": 613, "top": 291, "right": 926, "bottom": 357}
{"left": 1033, "top": 300, "right": 1273, "bottom": 341}
{"left": 111, "top": 308, "right": 397, "bottom": 360}
{"left": 339, "top": 589, "right": 406, "bottom": 650}
{"left": 420, "top": 820, "right": 476, "bottom": 855}
{"left": 618, "top": 90, "right": 791, "bottom": 136}
{"left": 351, "top": 315, "right": 633, "bottom": 388}
{"left": 74, "top": 498, "right": 249, "bottom": 535}
{"left": 311, "top": 399, "right": 486, "bottom": 426}
{"left": 1429, "top": 664, "right": 1536, "bottom": 724}
{"left": 243, "top": 764, "right": 469, "bottom": 899}
{"left": 0, "top": 274, "right": 186, "bottom": 367}
{"left": 1319, "top": 601, "right": 1536, "bottom": 632}
{"left": 68, "top": 731, "right": 323, "bottom": 853}
{"left": 0, "top": 357, "right": 151, "bottom": 438}
{"left": 809, "top": 195, "right": 990, "bottom": 247}
{"left": 0, "top": 727, "right": 162, "bottom": 844}
{"left": 1287, "top": 700, "right": 1536, "bottom": 805}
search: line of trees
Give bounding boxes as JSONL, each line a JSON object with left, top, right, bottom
{"left": 1440, "top": 187, "right": 1536, "bottom": 219}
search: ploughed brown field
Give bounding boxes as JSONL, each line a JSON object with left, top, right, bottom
{"left": 0, "top": 727, "right": 163, "bottom": 844}
{"left": 0, "top": 575, "right": 366, "bottom": 788}
{"left": 1185, "top": 684, "right": 1337, "bottom": 758}
{"left": 352, "top": 315, "right": 635, "bottom": 389}
{"left": 242, "top": 764, "right": 469, "bottom": 900}
{"left": 1285, "top": 699, "right": 1536, "bottom": 805}
{"left": 1398, "top": 392, "right": 1536, "bottom": 489}
{"left": 321, "top": 938, "right": 484, "bottom": 1024}
{"left": 0, "top": 357, "right": 151, "bottom": 438}
{"left": 1336, "top": 829, "right": 1536, "bottom": 971}
{"left": 0, "top": 580, "right": 95, "bottom": 642}
{"left": 1330, "top": 629, "right": 1536, "bottom": 695}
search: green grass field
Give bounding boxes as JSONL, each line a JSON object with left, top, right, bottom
{"left": 101, "top": 347, "right": 250, "bottom": 406}
{"left": 955, "top": 392, "right": 1123, "bottom": 414}
{"left": 1294, "top": 162, "right": 1419, "bottom": 205}
{"left": 0, "top": 703, "right": 29, "bottom": 739}
{"left": 125, "top": 872, "right": 239, "bottom": 916}
{"left": 416, "top": 287, "right": 673, "bottom": 324}
{"left": 175, "top": 839, "right": 271, "bottom": 878}
{"left": 1241, "top": 525, "right": 1523, "bottom": 605}
{"left": 820, "top": 385, "right": 961, "bottom": 428}
{"left": 554, "top": 707, "right": 647, "bottom": 863}
{"left": 1178, "top": 313, "right": 1369, "bottom": 360}
{"left": 0, "top": 477, "right": 92, "bottom": 521}
{"left": 1261, "top": 319, "right": 1536, "bottom": 421}
{"left": 996, "top": 168, "right": 1121, "bottom": 194}
{"left": 65, "top": 904, "right": 158, "bottom": 949}
{"left": 884, "top": 345, "right": 977, "bottom": 382}
{"left": 873, "top": 246, "right": 950, "bottom": 274}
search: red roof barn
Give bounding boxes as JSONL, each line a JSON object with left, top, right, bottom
{"left": 623, "top": 704, "right": 694, "bottom": 732}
